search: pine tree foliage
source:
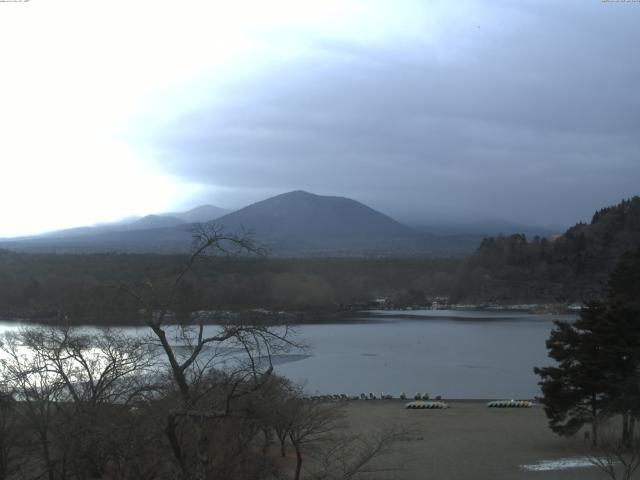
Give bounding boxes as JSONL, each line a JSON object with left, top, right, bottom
{"left": 535, "top": 247, "right": 640, "bottom": 445}
{"left": 534, "top": 302, "right": 610, "bottom": 443}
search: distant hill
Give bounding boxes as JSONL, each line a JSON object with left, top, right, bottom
{"left": 0, "top": 191, "right": 472, "bottom": 256}
{"left": 127, "top": 215, "right": 186, "bottom": 230}
{"left": 1, "top": 205, "right": 227, "bottom": 242}
{"left": 454, "top": 196, "right": 640, "bottom": 303}
{"left": 212, "top": 191, "right": 427, "bottom": 255}
{"left": 5, "top": 190, "right": 572, "bottom": 257}
{"left": 166, "top": 205, "right": 229, "bottom": 223}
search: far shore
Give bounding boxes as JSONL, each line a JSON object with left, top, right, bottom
{"left": 0, "top": 303, "right": 579, "bottom": 328}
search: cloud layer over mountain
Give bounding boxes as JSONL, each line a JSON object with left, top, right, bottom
{"left": 136, "top": 0, "right": 640, "bottom": 226}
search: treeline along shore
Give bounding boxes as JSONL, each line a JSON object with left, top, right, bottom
{"left": 0, "top": 253, "right": 459, "bottom": 325}
{"left": 1, "top": 196, "right": 639, "bottom": 326}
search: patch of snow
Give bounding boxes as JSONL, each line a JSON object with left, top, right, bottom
{"left": 520, "top": 457, "right": 598, "bottom": 471}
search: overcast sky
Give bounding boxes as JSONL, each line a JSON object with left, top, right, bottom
{"left": 1, "top": 0, "right": 639, "bottom": 237}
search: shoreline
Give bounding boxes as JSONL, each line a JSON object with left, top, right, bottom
{"left": 0, "top": 304, "right": 578, "bottom": 328}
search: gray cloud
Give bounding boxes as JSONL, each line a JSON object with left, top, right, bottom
{"left": 137, "top": 0, "right": 640, "bottom": 226}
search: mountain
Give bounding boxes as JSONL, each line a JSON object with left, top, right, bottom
{"left": 127, "top": 215, "right": 186, "bottom": 230}
{"left": 5, "top": 190, "right": 544, "bottom": 257}
{"left": 0, "top": 191, "right": 442, "bottom": 256}
{"left": 212, "top": 190, "right": 423, "bottom": 254}
{"left": 2, "top": 205, "right": 227, "bottom": 242}
{"left": 168, "top": 205, "right": 229, "bottom": 223}
{"left": 10, "top": 215, "right": 186, "bottom": 240}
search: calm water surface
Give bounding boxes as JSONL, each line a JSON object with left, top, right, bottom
{"left": 0, "top": 310, "right": 574, "bottom": 399}
{"left": 275, "top": 309, "right": 574, "bottom": 399}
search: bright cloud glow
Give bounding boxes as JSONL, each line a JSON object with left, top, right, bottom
{"left": 1, "top": 0, "right": 439, "bottom": 237}
{"left": 3, "top": 1, "right": 634, "bottom": 236}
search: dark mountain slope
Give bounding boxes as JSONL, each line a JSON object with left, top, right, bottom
{"left": 212, "top": 191, "right": 425, "bottom": 254}
{"left": 217, "top": 190, "right": 409, "bottom": 235}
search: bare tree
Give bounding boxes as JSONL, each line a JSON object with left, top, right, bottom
{"left": 311, "top": 427, "right": 408, "bottom": 480}
{"left": 0, "top": 332, "right": 66, "bottom": 480}
{"left": 19, "top": 326, "right": 157, "bottom": 407}
{"left": 22, "top": 325, "right": 159, "bottom": 478}
{"left": 118, "top": 224, "right": 300, "bottom": 478}
{"left": 589, "top": 418, "right": 640, "bottom": 480}
{"left": 276, "top": 396, "right": 407, "bottom": 480}
{"left": 0, "top": 224, "right": 402, "bottom": 480}
{"left": 286, "top": 401, "right": 345, "bottom": 480}
{"left": 0, "top": 386, "right": 22, "bottom": 480}
{"left": 270, "top": 390, "right": 299, "bottom": 458}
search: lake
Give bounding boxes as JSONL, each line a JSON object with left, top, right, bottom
{"left": 0, "top": 309, "right": 574, "bottom": 399}
{"left": 274, "top": 309, "right": 574, "bottom": 399}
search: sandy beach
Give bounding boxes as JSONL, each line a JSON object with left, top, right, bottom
{"left": 341, "top": 400, "right": 605, "bottom": 480}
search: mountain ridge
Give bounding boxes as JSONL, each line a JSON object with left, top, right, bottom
{"left": 166, "top": 205, "right": 229, "bottom": 223}
{"left": 3, "top": 204, "right": 228, "bottom": 240}
{"left": 0, "top": 191, "right": 440, "bottom": 256}
{"left": 0, "top": 190, "right": 574, "bottom": 257}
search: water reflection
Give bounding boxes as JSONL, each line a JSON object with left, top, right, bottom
{"left": 1, "top": 310, "right": 574, "bottom": 399}
{"left": 274, "top": 310, "right": 574, "bottom": 399}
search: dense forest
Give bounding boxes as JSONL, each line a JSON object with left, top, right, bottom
{"left": 0, "top": 252, "right": 459, "bottom": 324}
{"left": 1, "top": 197, "right": 639, "bottom": 324}
{"left": 453, "top": 197, "right": 640, "bottom": 303}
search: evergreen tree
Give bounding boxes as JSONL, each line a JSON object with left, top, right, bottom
{"left": 600, "top": 248, "right": 640, "bottom": 443}
{"left": 534, "top": 302, "right": 610, "bottom": 445}
{"left": 535, "top": 247, "right": 640, "bottom": 445}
